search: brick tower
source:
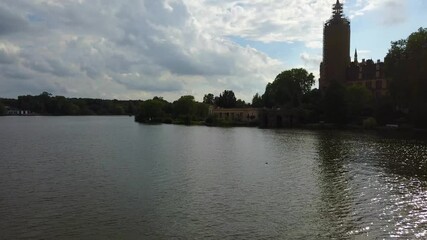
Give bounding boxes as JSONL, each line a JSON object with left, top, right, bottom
{"left": 319, "top": 0, "right": 351, "bottom": 90}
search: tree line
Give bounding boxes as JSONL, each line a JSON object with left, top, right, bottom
{"left": 2, "top": 28, "right": 425, "bottom": 129}
{"left": 135, "top": 91, "right": 249, "bottom": 124}
{"left": 0, "top": 92, "right": 141, "bottom": 116}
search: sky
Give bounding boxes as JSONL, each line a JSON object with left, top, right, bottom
{"left": 0, "top": 0, "right": 425, "bottom": 102}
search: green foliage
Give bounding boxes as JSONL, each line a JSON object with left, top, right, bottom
{"left": 135, "top": 98, "right": 168, "bottom": 123}
{"left": 6, "top": 92, "right": 138, "bottom": 116}
{"left": 363, "top": 117, "right": 377, "bottom": 129}
{"left": 301, "top": 88, "right": 323, "bottom": 123}
{"left": 0, "top": 102, "right": 5, "bottom": 116}
{"left": 194, "top": 102, "right": 209, "bottom": 120}
{"left": 173, "top": 95, "right": 196, "bottom": 117}
{"left": 203, "top": 93, "right": 215, "bottom": 105}
{"left": 323, "top": 81, "right": 348, "bottom": 124}
{"left": 215, "top": 90, "right": 237, "bottom": 108}
{"left": 374, "top": 95, "right": 395, "bottom": 125}
{"left": 135, "top": 95, "right": 209, "bottom": 124}
{"left": 235, "top": 99, "right": 248, "bottom": 108}
{"left": 385, "top": 27, "right": 427, "bottom": 128}
{"left": 251, "top": 93, "right": 263, "bottom": 108}
{"left": 174, "top": 95, "right": 210, "bottom": 123}
{"left": 346, "top": 85, "right": 373, "bottom": 121}
{"left": 262, "top": 68, "right": 315, "bottom": 108}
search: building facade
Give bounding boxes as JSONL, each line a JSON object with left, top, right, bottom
{"left": 347, "top": 55, "right": 388, "bottom": 97}
{"left": 319, "top": 0, "right": 388, "bottom": 96}
{"left": 212, "top": 108, "right": 260, "bottom": 123}
{"left": 4, "top": 106, "right": 33, "bottom": 116}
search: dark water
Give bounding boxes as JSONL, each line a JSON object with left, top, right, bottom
{"left": 1, "top": 116, "right": 427, "bottom": 239}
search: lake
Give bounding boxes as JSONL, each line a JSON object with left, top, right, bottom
{"left": 1, "top": 116, "right": 427, "bottom": 239}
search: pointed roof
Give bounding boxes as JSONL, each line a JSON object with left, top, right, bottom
{"left": 332, "top": 0, "right": 344, "bottom": 19}
{"left": 326, "top": 0, "right": 348, "bottom": 25}
{"left": 354, "top": 48, "right": 358, "bottom": 63}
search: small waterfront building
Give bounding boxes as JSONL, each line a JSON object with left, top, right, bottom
{"left": 259, "top": 108, "right": 300, "bottom": 128}
{"left": 212, "top": 108, "right": 260, "bottom": 123}
{"left": 5, "top": 106, "right": 32, "bottom": 116}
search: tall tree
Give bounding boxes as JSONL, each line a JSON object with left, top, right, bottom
{"left": 251, "top": 93, "right": 263, "bottom": 108}
{"left": 262, "top": 68, "right": 315, "bottom": 108}
{"left": 203, "top": 93, "right": 215, "bottom": 105}
{"left": 385, "top": 27, "right": 427, "bottom": 127}
{"left": 135, "top": 98, "right": 169, "bottom": 122}
{"left": 215, "top": 90, "right": 237, "bottom": 108}
{"left": 173, "top": 95, "right": 196, "bottom": 117}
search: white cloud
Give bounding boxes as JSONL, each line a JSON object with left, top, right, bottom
{"left": 0, "top": 0, "right": 409, "bottom": 101}
{"left": 0, "top": 41, "right": 20, "bottom": 64}
{"left": 349, "top": 0, "right": 408, "bottom": 25}
{"left": 0, "top": 0, "right": 284, "bottom": 101}
{"left": 185, "top": 0, "right": 335, "bottom": 47}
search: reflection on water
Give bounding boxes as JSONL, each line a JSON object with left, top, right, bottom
{"left": 316, "top": 132, "right": 356, "bottom": 239}
{"left": 1, "top": 117, "right": 427, "bottom": 239}
{"left": 314, "top": 131, "right": 427, "bottom": 239}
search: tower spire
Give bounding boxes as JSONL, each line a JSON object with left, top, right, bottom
{"left": 354, "top": 48, "right": 358, "bottom": 63}
{"left": 332, "top": 0, "right": 344, "bottom": 19}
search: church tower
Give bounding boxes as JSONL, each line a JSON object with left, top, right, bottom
{"left": 319, "top": 0, "right": 351, "bottom": 90}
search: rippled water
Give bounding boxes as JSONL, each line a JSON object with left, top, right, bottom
{"left": 1, "top": 116, "right": 427, "bottom": 239}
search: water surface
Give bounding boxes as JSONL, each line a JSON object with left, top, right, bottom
{"left": 1, "top": 116, "right": 427, "bottom": 239}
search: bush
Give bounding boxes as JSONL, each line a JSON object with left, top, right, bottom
{"left": 0, "top": 102, "right": 5, "bottom": 116}
{"left": 363, "top": 117, "right": 377, "bottom": 129}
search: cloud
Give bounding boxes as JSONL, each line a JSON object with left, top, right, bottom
{"left": 0, "top": 0, "right": 286, "bottom": 101}
{"left": 0, "top": 0, "right": 409, "bottom": 101}
{"left": 349, "top": 0, "right": 407, "bottom": 25}
{"left": 300, "top": 53, "right": 322, "bottom": 68}
{"left": 0, "top": 42, "right": 20, "bottom": 64}
{"left": 185, "top": 0, "right": 335, "bottom": 48}
{"left": 354, "top": 50, "right": 375, "bottom": 61}
{"left": 299, "top": 52, "right": 322, "bottom": 86}
{"left": 0, "top": 6, "right": 29, "bottom": 35}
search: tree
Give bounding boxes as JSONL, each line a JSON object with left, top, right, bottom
{"left": 385, "top": 39, "right": 411, "bottom": 108}
{"left": 173, "top": 95, "right": 196, "bottom": 118}
{"left": 251, "top": 93, "right": 263, "bottom": 108}
{"left": 107, "top": 100, "right": 125, "bottom": 115}
{"left": 301, "top": 89, "right": 322, "bottom": 123}
{"left": 345, "top": 85, "right": 373, "bottom": 121}
{"left": 0, "top": 102, "right": 5, "bottom": 116}
{"left": 262, "top": 83, "right": 275, "bottom": 108}
{"left": 323, "top": 81, "right": 348, "bottom": 124}
{"left": 215, "top": 90, "right": 237, "bottom": 108}
{"left": 194, "top": 102, "right": 209, "bottom": 120}
{"left": 135, "top": 98, "right": 169, "bottom": 123}
{"left": 203, "top": 93, "right": 215, "bottom": 105}
{"left": 173, "top": 95, "right": 210, "bottom": 124}
{"left": 262, "top": 68, "right": 315, "bottom": 108}
{"left": 385, "top": 27, "right": 427, "bottom": 127}
{"left": 235, "top": 99, "right": 248, "bottom": 108}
